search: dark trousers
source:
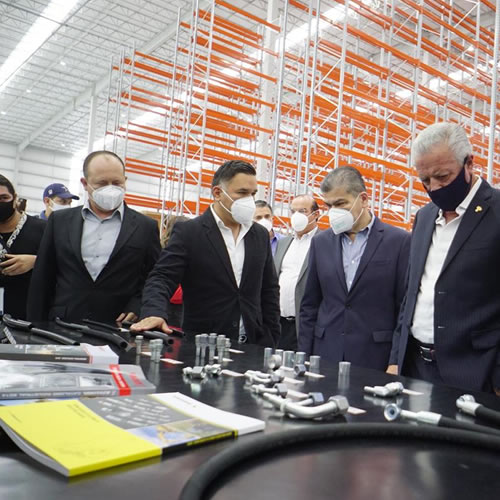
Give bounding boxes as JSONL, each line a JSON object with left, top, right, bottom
{"left": 403, "top": 336, "right": 444, "bottom": 385}
{"left": 278, "top": 316, "right": 298, "bottom": 350}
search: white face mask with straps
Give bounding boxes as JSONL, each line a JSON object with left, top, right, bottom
{"left": 219, "top": 189, "right": 256, "bottom": 225}
{"left": 328, "top": 193, "right": 363, "bottom": 235}
{"left": 50, "top": 201, "right": 70, "bottom": 212}
{"left": 256, "top": 218, "right": 273, "bottom": 232}
{"left": 89, "top": 185, "right": 125, "bottom": 211}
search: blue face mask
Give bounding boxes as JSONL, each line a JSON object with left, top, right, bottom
{"left": 425, "top": 159, "right": 471, "bottom": 212}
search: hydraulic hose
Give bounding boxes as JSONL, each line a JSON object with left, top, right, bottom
{"left": 179, "top": 423, "right": 500, "bottom": 500}
{"left": 457, "top": 395, "right": 500, "bottom": 427}
{"left": 384, "top": 403, "right": 500, "bottom": 437}
{"left": 2, "top": 314, "right": 79, "bottom": 345}
{"left": 55, "top": 318, "right": 130, "bottom": 350}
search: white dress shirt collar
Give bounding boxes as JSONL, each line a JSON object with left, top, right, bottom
{"left": 210, "top": 204, "right": 252, "bottom": 240}
{"left": 82, "top": 196, "right": 124, "bottom": 221}
{"left": 294, "top": 226, "right": 318, "bottom": 241}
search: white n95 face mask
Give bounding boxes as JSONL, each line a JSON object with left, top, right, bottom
{"left": 220, "top": 189, "right": 256, "bottom": 225}
{"left": 291, "top": 212, "right": 309, "bottom": 232}
{"left": 328, "top": 194, "right": 363, "bottom": 235}
{"left": 90, "top": 185, "right": 125, "bottom": 211}
{"left": 51, "top": 202, "right": 70, "bottom": 212}
{"left": 257, "top": 218, "right": 273, "bottom": 232}
{"left": 329, "top": 208, "right": 354, "bottom": 235}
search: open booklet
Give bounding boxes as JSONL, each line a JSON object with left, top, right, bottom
{"left": 0, "top": 392, "right": 265, "bottom": 477}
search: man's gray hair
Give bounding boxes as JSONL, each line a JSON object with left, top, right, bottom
{"left": 412, "top": 122, "right": 472, "bottom": 165}
{"left": 320, "top": 166, "right": 366, "bottom": 196}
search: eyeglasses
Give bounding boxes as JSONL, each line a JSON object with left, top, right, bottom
{"left": 290, "top": 209, "right": 312, "bottom": 215}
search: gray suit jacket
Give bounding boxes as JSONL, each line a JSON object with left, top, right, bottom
{"left": 274, "top": 233, "right": 312, "bottom": 335}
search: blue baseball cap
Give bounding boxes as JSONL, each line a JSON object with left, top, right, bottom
{"left": 43, "top": 183, "right": 79, "bottom": 200}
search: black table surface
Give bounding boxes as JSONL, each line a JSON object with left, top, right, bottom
{"left": 0, "top": 323, "right": 499, "bottom": 500}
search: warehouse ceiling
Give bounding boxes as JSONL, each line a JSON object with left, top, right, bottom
{"left": 0, "top": 0, "right": 496, "bottom": 162}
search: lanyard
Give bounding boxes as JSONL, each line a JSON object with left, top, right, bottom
{"left": 0, "top": 212, "right": 27, "bottom": 259}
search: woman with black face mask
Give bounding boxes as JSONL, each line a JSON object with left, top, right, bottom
{"left": 0, "top": 175, "right": 46, "bottom": 320}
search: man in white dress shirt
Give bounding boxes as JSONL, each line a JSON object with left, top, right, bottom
{"left": 133, "top": 160, "right": 280, "bottom": 346}
{"left": 274, "top": 195, "right": 320, "bottom": 349}
{"left": 389, "top": 122, "right": 500, "bottom": 393}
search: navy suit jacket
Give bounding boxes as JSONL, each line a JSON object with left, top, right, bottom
{"left": 140, "top": 208, "right": 280, "bottom": 347}
{"left": 299, "top": 217, "right": 410, "bottom": 370}
{"left": 390, "top": 179, "right": 500, "bottom": 392}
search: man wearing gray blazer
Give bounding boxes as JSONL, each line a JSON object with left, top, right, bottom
{"left": 274, "top": 195, "right": 320, "bottom": 349}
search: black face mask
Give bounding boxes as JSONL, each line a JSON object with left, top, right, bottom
{"left": 0, "top": 200, "right": 15, "bottom": 222}
{"left": 425, "top": 160, "right": 471, "bottom": 212}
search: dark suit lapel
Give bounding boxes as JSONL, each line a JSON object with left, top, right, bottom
{"left": 333, "top": 231, "right": 348, "bottom": 295}
{"left": 203, "top": 209, "right": 238, "bottom": 289}
{"left": 440, "top": 185, "right": 490, "bottom": 275}
{"left": 412, "top": 204, "right": 439, "bottom": 286}
{"left": 241, "top": 227, "right": 258, "bottom": 289}
{"left": 69, "top": 208, "right": 86, "bottom": 270}
{"left": 107, "top": 206, "right": 138, "bottom": 263}
{"left": 349, "top": 220, "right": 383, "bottom": 293}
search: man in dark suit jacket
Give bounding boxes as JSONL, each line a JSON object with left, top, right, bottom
{"left": 274, "top": 194, "right": 320, "bottom": 350}
{"left": 299, "top": 166, "right": 410, "bottom": 371}
{"left": 132, "top": 160, "right": 280, "bottom": 347}
{"left": 388, "top": 123, "right": 500, "bottom": 393}
{"left": 27, "top": 151, "right": 160, "bottom": 323}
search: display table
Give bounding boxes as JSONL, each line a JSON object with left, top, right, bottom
{"left": 0, "top": 324, "right": 499, "bottom": 499}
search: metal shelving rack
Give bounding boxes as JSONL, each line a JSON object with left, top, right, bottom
{"left": 104, "top": 0, "right": 499, "bottom": 232}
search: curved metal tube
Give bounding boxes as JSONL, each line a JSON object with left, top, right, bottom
{"left": 263, "top": 394, "right": 349, "bottom": 419}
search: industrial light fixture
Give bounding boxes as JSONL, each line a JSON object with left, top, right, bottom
{"left": 0, "top": 0, "right": 79, "bottom": 92}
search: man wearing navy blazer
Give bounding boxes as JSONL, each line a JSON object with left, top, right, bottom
{"left": 132, "top": 160, "right": 280, "bottom": 347}
{"left": 388, "top": 123, "right": 500, "bottom": 394}
{"left": 299, "top": 166, "right": 410, "bottom": 370}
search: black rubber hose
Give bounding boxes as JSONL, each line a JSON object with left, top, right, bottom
{"left": 438, "top": 415, "right": 500, "bottom": 436}
{"left": 134, "top": 329, "right": 174, "bottom": 346}
{"left": 179, "top": 423, "right": 500, "bottom": 500}
{"left": 54, "top": 318, "right": 130, "bottom": 350}
{"left": 30, "top": 328, "right": 79, "bottom": 346}
{"left": 476, "top": 406, "right": 500, "bottom": 427}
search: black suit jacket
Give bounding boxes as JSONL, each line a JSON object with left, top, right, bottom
{"left": 140, "top": 208, "right": 280, "bottom": 346}
{"left": 299, "top": 217, "right": 410, "bottom": 370}
{"left": 27, "top": 204, "right": 160, "bottom": 323}
{"left": 390, "top": 179, "right": 500, "bottom": 391}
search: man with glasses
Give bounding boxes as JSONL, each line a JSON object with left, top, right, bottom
{"left": 274, "top": 195, "right": 320, "bottom": 349}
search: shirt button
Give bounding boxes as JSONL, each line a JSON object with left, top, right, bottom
{"left": 351, "top": 260, "right": 355, "bottom": 264}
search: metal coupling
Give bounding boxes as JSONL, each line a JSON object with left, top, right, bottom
{"left": 294, "top": 363, "right": 307, "bottom": 377}
{"left": 295, "top": 351, "right": 306, "bottom": 365}
{"left": 204, "top": 364, "right": 222, "bottom": 376}
{"left": 263, "top": 393, "right": 350, "bottom": 419}
{"left": 251, "top": 383, "right": 288, "bottom": 397}
{"left": 216, "top": 334, "right": 226, "bottom": 361}
{"left": 309, "top": 355, "right": 320, "bottom": 374}
{"left": 267, "top": 354, "right": 282, "bottom": 371}
{"left": 364, "top": 381, "right": 405, "bottom": 398}
{"left": 456, "top": 394, "right": 481, "bottom": 416}
{"left": 183, "top": 366, "right": 206, "bottom": 379}
{"left": 283, "top": 351, "right": 295, "bottom": 368}
{"left": 384, "top": 404, "right": 442, "bottom": 426}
